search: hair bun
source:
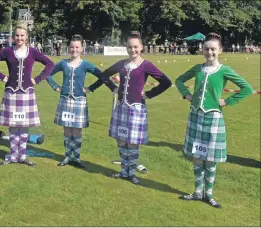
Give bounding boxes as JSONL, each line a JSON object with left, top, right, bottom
{"left": 15, "top": 20, "right": 28, "bottom": 31}
{"left": 206, "top": 32, "right": 221, "bottom": 40}
{"left": 70, "top": 34, "right": 83, "bottom": 46}
{"left": 129, "top": 31, "right": 141, "bottom": 38}
{"left": 72, "top": 34, "right": 83, "bottom": 40}
{"left": 203, "top": 32, "right": 222, "bottom": 46}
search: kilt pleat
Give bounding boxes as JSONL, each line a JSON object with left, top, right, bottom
{"left": 109, "top": 102, "right": 148, "bottom": 144}
{"left": 54, "top": 96, "right": 88, "bottom": 128}
{"left": 184, "top": 108, "right": 227, "bottom": 163}
{"left": 0, "top": 88, "right": 40, "bottom": 127}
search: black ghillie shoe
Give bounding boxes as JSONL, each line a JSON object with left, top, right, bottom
{"left": 57, "top": 158, "right": 71, "bottom": 167}
{"left": 129, "top": 175, "right": 141, "bottom": 185}
{"left": 179, "top": 193, "right": 203, "bottom": 201}
{"left": 204, "top": 197, "right": 222, "bottom": 208}
{"left": 19, "top": 159, "right": 36, "bottom": 167}
{"left": 110, "top": 172, "right": 128, "bottom": 179}
{"left": 0, "top": 160, "right": 17, "bottom": 166}
{"left": 0, "top": 130, "right": 6, "bottom": 138}
{"left": 73, "top": 160, "right": 85, "bottom": 168}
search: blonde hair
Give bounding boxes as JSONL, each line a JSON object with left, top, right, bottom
{"left": 15, "top": 20, "right": 28, "bottom": 34}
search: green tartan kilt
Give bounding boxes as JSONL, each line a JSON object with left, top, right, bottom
{"left": 184, "top": 108, "right": 227, "bottom": 163}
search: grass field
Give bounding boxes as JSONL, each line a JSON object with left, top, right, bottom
{"left": 0, "top": 53, "right": 260, "bottom": 226}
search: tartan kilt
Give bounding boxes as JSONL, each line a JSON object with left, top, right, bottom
{"left": 184, "top": 108, "right": 227, "bottom": 163}
{"left": 0, "top": 88, "right": 40, "bottom": 127}
{"left": 54, "top": 96, "right": 89, "bottom": 128}
{"left": 109, "top": 102, "right": 148, "bottom": 144}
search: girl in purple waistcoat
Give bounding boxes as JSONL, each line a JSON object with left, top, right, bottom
{"left": 103, "top": 31, "right": 172, "bottom": 185}
{"left": 0, "top": 21, "right": 54, "bottom": 166}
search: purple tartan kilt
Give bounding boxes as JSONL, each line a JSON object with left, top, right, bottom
{"left": 0, "top": 89, "right": 40, "bottom": 127}
{"left": 109, "top": 102, "right": 148, "bottom": 144}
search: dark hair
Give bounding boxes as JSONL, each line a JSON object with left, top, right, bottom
{"left": 70, "top": 34, "right": 83, "bottom": 46}
{"left": 204, "top": 32, "right": 222, "bottom": 46}
{"left": 127, "top": 31, "right": 142, "bottom": 43}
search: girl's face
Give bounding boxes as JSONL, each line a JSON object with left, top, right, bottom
{"left": 202, "top": 40, "right": 222, "bottom": 62}
{"left": 126, "top": 38, "right": 143, "bottom": 59}
{"left": 15, "top": 28, "right": 28, "bottom": 46}
{"left": 70, "top": 40, "right": 83, "bottom": 58}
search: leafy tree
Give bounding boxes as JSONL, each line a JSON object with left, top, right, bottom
{"left": 0, "top": 0, "right": 260, "bottom": 46}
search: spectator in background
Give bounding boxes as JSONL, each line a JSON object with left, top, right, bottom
{"left": 232, "top": 44, "right": 235, "bottom": 53}
{"left": 36, "top": 41, "right": 42, "bottom": 53}
{"left": 168, "top": 42, "right": 172, "bottom": 54}
{"left": 94, "top": 41, "right": 100, "bottom": 55}
{"left": 183, "top": 41, "right": 188, "bottom": 54}
{"left": 46, "top": 39, "right": 52, "bottom": 55}
{"left": 159, "top": 44, "right": 164, "bottom": 53}
{"left": 164, "top": 39, "right": 168, "bottom": 54}
{"left": 99, "top": 43, "right": 104, "bottom": 54}
{"left": 149, "top": 42, "right": 152, "bottom": 54}
{"left": 56, "top": 41, "right": 61, "bottom": 56}
{"left": 172, "top": 41, "right": 177, "bottom": 55}
{"left": 236, "top": 43, "right": 240, "bottom": 53}
{"left": 83, "top": 40, "right": 86, "bottom": 56}
{"left": 147, "top": 41, "right": 151, "bottom": 54}
{"left": 244, "top": 43, "right": 249, "bottom": 53}
{"left": 53, "top": 38, "right": 58, "bottom": 56}
{"left": 199, "top": 42, "right": 202, "bottom": 53}
{"left": 88, "top": 41, "right": 94, "bottom": 55}
{"left": 152, "top": 41, "right": 156, "bottom": 53}
{"left": 249, "top": 44, "right": 254, "bottom": 53}
{"left": 177, "top": 44, "right": 181, "bottom": 55}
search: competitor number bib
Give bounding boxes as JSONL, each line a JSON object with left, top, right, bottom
{"left": 192, "top": 142, "right": 208, "bottom": 157}
{"left": 62, "top": 111, "right": 75, "bottom": 122}
{"left": 118, "top": 126, "right": 128, "bottom": 138}
{"left": 13, "top": 112, "right": 26, "bottom": 122}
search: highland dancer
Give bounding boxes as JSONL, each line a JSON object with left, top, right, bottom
{"left": 46, "top": 34, "right": 116, "bottom": 168}
{"left": 175, "top": 33, "right": 253, "bottom": 208}
{"left": 0, "top": 21, "right": 54, "bottom": 166}
{"left": 102, "top": 31, "right": 172, "bottom": 185}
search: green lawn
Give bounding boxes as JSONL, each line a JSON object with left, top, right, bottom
{"left": 0, "top": 53, "right": 260, "bottom": 226}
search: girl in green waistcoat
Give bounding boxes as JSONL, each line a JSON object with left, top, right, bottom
{"left": 175, "top": 33, "right": 253, "bottom": 208}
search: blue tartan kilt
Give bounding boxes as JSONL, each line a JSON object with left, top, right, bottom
{"left": 109, "top": 102, "right": 148, "bottom": 145}
{"left": 54, "top": 96, "right": 89, "bottom": 128}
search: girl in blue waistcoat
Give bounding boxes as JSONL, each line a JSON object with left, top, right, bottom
{"left": 46, "top": 34, "right": 116, "bottom": 168}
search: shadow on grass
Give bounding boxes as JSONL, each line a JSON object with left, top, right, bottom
{"left": 227, "top": 154, "right": 261, "bottom": 168}
{"left": 0, "top": 139, "right": 185, "bottom": 195}
{"left": 83, "top": 160, "right": 185, "bottom": 195}
{"left": 147, "top": 140, "right": 261, "bottom": 169}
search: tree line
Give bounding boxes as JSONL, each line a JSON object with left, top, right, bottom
{"left": 0, "top": 0, "right": 260, "bottom": 45}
